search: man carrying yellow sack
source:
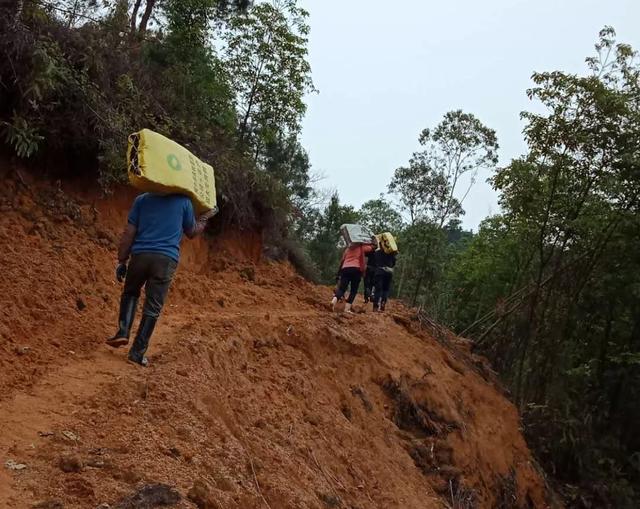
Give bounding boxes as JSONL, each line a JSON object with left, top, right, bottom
{"left": 106, "top": 192, "right": 216, "bottom": 366}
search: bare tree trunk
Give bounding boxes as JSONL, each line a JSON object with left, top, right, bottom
{"left": 7, "top": 0, "right": 24, "bottom": 28}
{"left": 130, "top": 0, "right": 143, "bottom": 31}
{"left": 239, "top": 50, "right": 270, "bottom": 147}
{"left": 513, "top": 161, "right": 562, "bottom": 404}
{"left": 607, "top": 308, "right": 640, "bottom": 426}
{"left": 253, "top": 139, "right": 262, "bottom": 165}
{"left": 239, "top": 89, "right": 257, "bottom": 145}
{"left": 67, "top": 0, "right": 79, "bottom": 28}
{"left": 597, "top": 301, "right": 615, "bottom": 386}
{"left": 411, "top": 266, "right": 425, "bottom": 307}
{"left": 138, "top": 0, "right": 157, "bottom": 35}
{"left": 238, "top": 18, "right": 276, "bottom": 147}
{"left": 396, "top": 258, "right": 407, "bottom": 297}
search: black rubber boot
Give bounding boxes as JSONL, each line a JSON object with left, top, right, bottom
{"left": 106, "top": 294, "right": 138, "bottom": 348}
{"left": 380, "top": 301, "right": 387, "bottom": 312}
{"left": 127, "top": 315, "right": 157, "bottom": 367}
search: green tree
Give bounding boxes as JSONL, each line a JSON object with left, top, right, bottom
{"left": 358, "top": 195, "right": 404, "bottom": 235}
{"left": 306, "top": 194, "right": 360, "bottom": 283}
{"left": 388, "top": 155, "right": 451, "bottom": 226}
{"left": 389, "top": 110, "right": 498, "bottom": 305}
{"left": 445, "top": 27, "right": 640, "bottom": 506}
{"left": 262, "top": 133, "right": 312, "bottom": 206}
{"left": 223, "top": 0, "right": 315, "bottom": 154}
{"left": 390, "top": 110, "right": 498, "bottom": 227}
{"left": 156, "top": 0, "right": 237, "bottom": 131}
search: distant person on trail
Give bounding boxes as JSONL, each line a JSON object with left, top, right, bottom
{"left": 372, "top": 247, "right": 397, "bottom": 312}
{"left": 331, "top": 240, "right": 375, "bottom": 314}
{"left": 363, "top": 248, "right": 377, "bottom": 304}
{"left": 106, "top": 193, "right": 216, "bottom": 366}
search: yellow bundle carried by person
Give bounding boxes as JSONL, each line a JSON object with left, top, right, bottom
{"left": 127, "top": 129, "right": 217, "bottom": 215}
{"left": 377, "top": 232, "right": 398, "bottom": 254}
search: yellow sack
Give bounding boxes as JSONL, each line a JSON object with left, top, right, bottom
{"left": 377, "top": 232, "right": 398, "bottom": 254}
{"left": 127, "top": 129, "right": 217, "bottom": 215}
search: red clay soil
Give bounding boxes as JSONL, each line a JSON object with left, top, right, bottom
{"left": 0, "top": 167, "right": 555, "bottom": 509}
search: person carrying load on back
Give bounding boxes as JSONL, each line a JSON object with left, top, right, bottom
{"left": 372, "top": 245, "right": 397, "bottom": 312}
{"left": 331, "top": 240, "right": 375, "bottom": 314}
{"left": 363, "top": 248, "right": 377, "bottom": 304}
{"left": 106, "top": 192, "right": 216, "bottom": 366}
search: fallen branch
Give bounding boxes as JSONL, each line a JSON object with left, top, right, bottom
{"left": 14, "top": 168, "right": 27, "bottom": 187}
{"left": 249, "top": 456, "right": 272, "bottom": 509}
{"left": 450, "top": 479, "right": 455, "bottom": 508}
{"left": 309, "top": 447, "right": 346, "bottom": 492}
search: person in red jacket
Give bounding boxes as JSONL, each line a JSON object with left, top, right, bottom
{"left": 331, "top": 241, "right": 375, "bottom": 313}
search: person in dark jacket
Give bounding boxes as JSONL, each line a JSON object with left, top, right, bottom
{"left": 106, "top": 192, "right": 216, "bottom": 366}
{"left": 372, "top": 248, "right": 397, "bottom": 312}
{"left": 363, "top": 248, "right": 377, "bottom": 303}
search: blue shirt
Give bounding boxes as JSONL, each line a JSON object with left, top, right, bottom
{"left": 128, "top": 193, "right": 196, "bottom": 262}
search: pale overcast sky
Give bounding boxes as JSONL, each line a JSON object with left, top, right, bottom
{"left": 298, "top": 0, "right": 640, "bottom": 230}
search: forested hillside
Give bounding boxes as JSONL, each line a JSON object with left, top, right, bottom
{"left": 1, "top": 0, "right": 317, "bottom": 269}
{"left": 301, "top": 27, "right": 639, "bottom": 508}
{"left": 302, "top": 28, "right": 639, "bottom": 507}
{"left": 1, "top": 1, "right": 639, "bottom": 507}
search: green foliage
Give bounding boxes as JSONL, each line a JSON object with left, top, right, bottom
{"left": 223, "top": 0, "right": 316, "bottom": 153}
{"left": 154, "top": 0, "right": 237, "bottom": 132}
{"left": 443, "top": 215, "right": 524, "bottom": 328}
{"left": 262, "top": 134, "right": 312, "bottom": 205}
{"left": 388, "top": 110, "right": 498, "bottom": 306}
{"left": 277, "top": 236, "right": 320, "bottom": 283}
{"left": 389, "top": 156, "right": 451, "bottom": 226}
{"left": 1, "top": 114, "right": 43, "bottom": 158}
{"left": 25, "top": 38, "right": 73, "bottom": 102}
{"left": 392, "top": 221, "right": 445, "bottom": 300}
{"left": 0, "top": 0, "right": 314, "bottom": 235}
{"left": 164, "top": 0, "right": 218, "bottom": 54}
{"left": 358, "top": 195, "right": 404, "bottom": 235}
{"left": 390, "top": 110, "right": 498, "bottom": 227}
{"left": 443, "top": 27, "right": 640, "bottom": 506}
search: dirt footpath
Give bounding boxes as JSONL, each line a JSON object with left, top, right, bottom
{"left": 0, "top": 173, "right": 552, "bottom": 508}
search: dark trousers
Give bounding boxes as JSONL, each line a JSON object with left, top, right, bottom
{"left": 123, "top": 253, "right": 177, "bottom": 318}
{"left": 363, "top": 267, "right": 375, "bottom": 301}
{"left": 373, "top": 271, "right": 393, "bottom": 307}
{"left": 335, "top": 267, "right": 362, "bottom": 304}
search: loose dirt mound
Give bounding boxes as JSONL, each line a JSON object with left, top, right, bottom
{"left": 0, "top": 169, "right": 553, "bottom": 508}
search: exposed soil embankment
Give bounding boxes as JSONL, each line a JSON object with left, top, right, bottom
{"left": 0, "top": 167, "right": 553, "bottom": 508}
